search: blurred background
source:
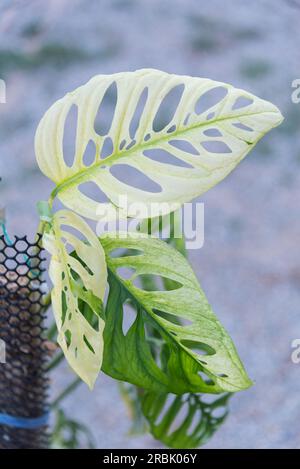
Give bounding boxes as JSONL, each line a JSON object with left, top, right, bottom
{"left": 0, "top": 0, "right": 300, "bottom": 448}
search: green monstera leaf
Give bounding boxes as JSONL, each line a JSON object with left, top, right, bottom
{"left": 43, "top": 209, "right": 107, "bottom": 388}
{"left": 100, "top": 231, "right": 252, "bottom": 394}
{"left": 35, "top": 69, "right": 282, "bottom": 221}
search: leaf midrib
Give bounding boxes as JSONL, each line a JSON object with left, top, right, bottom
{"left": 51, "top": 109, "right": 276, "bottom": 200}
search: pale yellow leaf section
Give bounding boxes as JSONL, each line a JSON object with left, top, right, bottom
{"left": 35, "top": 69, "right": 283, "bottom": 221}
{"left": 43, "top": 210, "right": 107, "bottom": 388}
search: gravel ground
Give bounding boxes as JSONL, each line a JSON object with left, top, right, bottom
{"left": 0, "top": 0, "right": 300, "bottom": 448}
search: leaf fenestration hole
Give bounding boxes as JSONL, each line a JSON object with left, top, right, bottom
{"left": 78, "top": 181, "right": 110, "bottom": 203}
{"left": 83, "top": 335, "right": 95, "bottom": 354}
{"left": 206, "top": 112, "right": 215, "bottom": 120}
{"left": 78, "top": 298, "right": 98, "bottom": 328}
{"left": 153, "top": 308, "right": 192, "bottom": 326}
{"left": 60, "top": 224, "right": 89, "bottom": 246}
{"left": 166, "top": 400, "right": 189, "bottom": 436}
{"left": 155, "top": 394, "right": 174, "bottom": 425}
{"left": 181, "top": 340, "right": 216, "bottom": 356}
{"left": 101, "top": 136, "right": 114, "bottom": 159}
{"left": 211, "top": 406, "right": 227, "bottom": 419}
{"left": 122, "top": 300, "right": 137, "bottom": 335}
{"left": 143, "top": 148, "right": 193, "bottom": 168}
{"left": 187, "top": 408, "right": 203, "bottom": 436}
{"left": 203, "top": 128, "right": 223, "bottom": 137}
{"left": 183, "top": 113, "right": 190, "bottom": 125}
{"left": 200, "top": 394, "right": 219, "bottom": 404}
{"left": 119, "top": 138, "right": 127, "bottom": 150}
{"left": 168, "top": 139, "right": 200, "bottom": 155}
{"left": 94, "top": 81, "right": 118, "bottom": 136}
{"left": 64, "top": 329, "right": 72, "bottom": 348}
{"left": 126, "top": 139, "right": 136, "bottom": 150}
{"left": 232, "top": 96, "right": 253, "bottom": 110}
{"left": 152, "top": 84, "right": 185, "bottom": 132}
{"left": 109, "top": 248, "right": 143, "bottom": 259}
{"left": 198, "top": 371, "right": 215, "bottom": 385}
{"left": 116, "top": 266, "right": 136, "bottom": 281}
{"left": 201, "top": 140, "right": 232, "bottom": 154}
{"left": 63, "top": 241, "right": 76, "bottom": 255}
{"left": 108, "top": 248, "right": 125, "bottom": 258}
{"left": 133, "top": 274, "right": 182, "bottom": 291}
{"left": 82, "top": 139, "right": 96, "bottom": 166}
{"left": 195, "top": 86, "right": 228, "bottom": 115}
{"left": 109, "top": 164, "right": 162, "bottom": 193}
{"left": 129, "top": 87, "right": 148, "bottom": 139}
{"left": 61, "top": 290, "right": 67, "bottom": 324}
{"left": 167, "top": 124, "right": 177, "bottom": 134}
{"left": 63, "top": 104, "right": 78, "bottom": 168}
{"left": 232, "top": 122, "right": 253, "bottom": 131}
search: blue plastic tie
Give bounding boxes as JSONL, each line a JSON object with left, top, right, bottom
{"left": 0, "top": 222, "right": 40, "bottom": 278}
{"left": 0, "top": 412, "right": 49, "bottom": 429}
{"left": 1, "top": 222, "right": 14, "bottom": 247}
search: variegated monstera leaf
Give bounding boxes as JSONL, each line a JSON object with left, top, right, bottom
{"left": 100, "top": 232, "right": 252, "bottom": 394}
{"left": 35, "top": 69, "right": 283, "bottom": 221}
{"left": 43, "top": 210, "right": 107, "bottom": 388}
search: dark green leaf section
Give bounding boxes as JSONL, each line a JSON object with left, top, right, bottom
{"left": 141, "top": 391, "right": 230, "bottom": 449}
{"left": 100, "top": 232, "right": 252, "bottom": 394}
{"left": 119, "top": 383, "right": 230, "bottom": 449}
{"left": 102, "top": 273, "right": 176, "bottom": 393}
{"left": 103, "top": 272, "right": 213, "bottom": 394}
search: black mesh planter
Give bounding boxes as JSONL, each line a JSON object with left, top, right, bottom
{"left": 0, "top": 233, "right": 49, "bottom": 449}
